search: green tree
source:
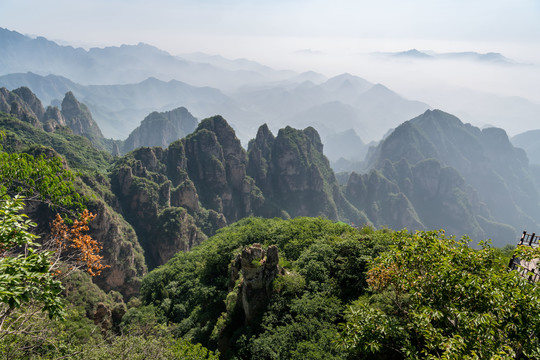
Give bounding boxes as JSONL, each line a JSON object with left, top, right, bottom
{"left": 0, "top": 196, "right": 64, "bottom": 322}
{"left": 337, "top": 230, "right": 540, "bottom": 359}
{"left": 0, "top": 134, "right": 107, "bottom": 357}
{"left": 0, "top": 150, "right": 82, "bottom": 211}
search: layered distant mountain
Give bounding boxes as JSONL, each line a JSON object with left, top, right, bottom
{"left": 0, "top": 28, "right": 294, "bottom": 89}
{"left": 0, "top": 28, "right": 431, "bottom": 154}
{"left": 231, "top": 73, "right": 429, "bottom": 144}
{"left": 0, "top": 73, "right": 240, "bottom": 139}
{"left": 0, "top": 71, "right": 429, "bottom": 152}
{"left": 347, "top": 109, "right": 540, "bottom": 246}
{"left": 512, "top": 130, "right": 540, "bottom": 166}
{"left": 3, "top": 86, "right": 539, "bottom": 283}
{"left": 377, "top": 49, "right": 518, "bottom": 65}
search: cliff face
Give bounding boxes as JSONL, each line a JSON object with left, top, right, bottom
{"left": 122, "top": 107, "right": 198, "bottom": 154}
{"left": 61, "top": 91, "right": 104, "bottom": 144}
{"left": 0, "top": 89, "right": 146, "bottom": 297}
{"left": 346, "top": 169, "right": 424, "bottom": 232}
{"left": 109, "top": 116, "right": 378, "bottom": 270}
{"left": 248, "top": 124, "right": 368, "bottom": 224}
{"left": 42, "top": 105, "right": 67, "bottom": 132}
{"left": 110, "top": 117, "right": 263, "bottom": 269}
{"left": 12, "top": 87, "right": 45, "bottom": 121}
{"left": 351, "top": 109, "right": 538, "bottom": 245}
{"left": 85, "top": 196, "right": 147, "bottom": 297}
{"left": 5, "top": 147, "right": 147, "bottom": 298}
{"left": 184, "top": 116, "right": 264, "bottom": 222}
{"left": 0, "top": 87, "right": 42, "bottom": 127}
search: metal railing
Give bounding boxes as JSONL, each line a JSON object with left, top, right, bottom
{"left": 508, "top": 231, "right": 540, "bottom": 282}
{"left": 516, "top": 231, "right": 540, "bottom": 247}
{"left": 509, "top": 231, "right": 540, "bottom": 282}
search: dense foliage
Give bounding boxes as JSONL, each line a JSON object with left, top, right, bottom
{"left": 338, "top": 230, "right": 540, "bottom": 359}
{"left": 3, "top": 91, "right": 540, "bottom": 359}
{"left": 140, "top": 217, "right": 394, "bottom": 359}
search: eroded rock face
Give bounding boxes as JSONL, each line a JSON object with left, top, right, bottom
{"left": 171, "top": 180, "right": 199, "bottom": 212}
{"left": 61, "top": 91, "right": 104, "bottom": 143}
{"left": 230, "top": 244, "right": 280, "bottom": 325}
{"left": 93, "top": 302, "right": 112, "bottom": 332}
{"left": 346, "top": 170, "right": 424, "bottom": 231}
{"left": 87, "top": 199, "right": 147, "bottom": 297}
{"left": 184, "top": 116, "right": 263, "bottom": 222}
{"left": 122, "top": 107, "right": 197, "bottom": 154}
{"left": 0, "top": 87, "right": 42, "bottom": 127}
{"left": 12, "top": 87, "right": 45, "bottom": 120}
{"left": 42, "top": 106, "right": 67, "bottom": 131}
{"left": 247, "top": 124, "right": 275, "bottom": 196}
{"left": 150, "top": 207, "right": 207, "bottom": 267}
{"left": 247, "top": 124, "right": 365, "bottom": 224}
{"left": 111, "top": 124, "right": 261, "bottom": 269}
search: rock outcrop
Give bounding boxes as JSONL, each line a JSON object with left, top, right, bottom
{"left": 248, "top": 124, "right": 368, "bottom": 225}
{"left": 230, "top": 244, "right": 280, "bottom": 325}
{"left": 0, "top": 87, "right": 42, "bottom": 127}
{"left": 110, "top": 117, "right": 263, "bottom": 269}
{"left": 122, "top": 107, "right": 198, "bottom": 154}
{"left": 184, "top": 116, "right": 264, "bottom": 222}
{"left": 85, "top": 196, "right": 147, "bottom": 297}
{"left": 42, "top": 105, "right": 67, "bottom": 131}
{"left": 61, "top": 91, "right": 104, "bottom": 144}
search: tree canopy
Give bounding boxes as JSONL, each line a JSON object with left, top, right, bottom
{"left": 338, "top": 230, "right": 540, "bottom": 359}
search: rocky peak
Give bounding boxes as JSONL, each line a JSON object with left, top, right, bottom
{"left": 61, "top": 91, "right": 104, "bottom": 143}
{"left": 360, "top": 109, "right": 540, "bottom": 245}
{"left": 122, "top": 107, "right": 198, "bottom": 154}
{"left": 230, "top": 243, "right": 280, "bottom": 325}
{"left": 247, "top": 124, "right": 366, "bottom": 223}
{"left": 0, "top": 87, "right": 42, "bottom": 127}
{"left": 247, "top": 124, "right": 275, "bottom": 195}
{"left": 42, "top": 105, "right": 66, "bottom": 132}
{"left": 184, "top": 117, "right": 262, "bottom": 222}
{"left": 250, "top": 123, "right": 275, "bottom": 151}
{"left": 267, "top": 126, "right": 334, "bottom": 216}
{"left": 197, "top": 116, "right": 245, "bottom": 161}
{"left": 12, "top": 86, "right": 45, "bottom": 120}
{"left": 302, "top": 126, "right": 323, "bottom": 153}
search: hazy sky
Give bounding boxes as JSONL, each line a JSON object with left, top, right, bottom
{"left": 2, "top": 0, "right": 540, "bottom": 104}
{"left": 2, "top": 0, "right": 539, "bottom": 56}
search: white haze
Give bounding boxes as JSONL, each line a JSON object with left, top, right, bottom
{"left": 1, "top": 0, "right": 540, "bottom": 137}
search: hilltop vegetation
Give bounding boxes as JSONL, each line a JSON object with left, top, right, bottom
{"left": 2, "top": 86, "right": 540, "bottom": 358}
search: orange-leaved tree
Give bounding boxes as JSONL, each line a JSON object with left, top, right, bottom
{"left": 50, "top": 209, "right": 108, "bottom": 277}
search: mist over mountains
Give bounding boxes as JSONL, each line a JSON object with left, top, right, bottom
{"left": 377, "top": 49, "right": 519, "bottom": 65}
{"left": 3, "top": 27, "right": 540, "bottom": 156}
{"left": 2, "top": 84, "right": 538, "bottom": 250}
{"left": 2, "top": 27, "right": 540, "bottom": 248}
{"left": 0, "top": 28, "right": 427, "bottom": 152}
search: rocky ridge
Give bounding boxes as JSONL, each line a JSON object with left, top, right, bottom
{"left": 0, "top": 87, "right": 104, "bottom": 146}
{"left": 121, "top": 107, "right": 198, "bottom": 154}
{"left": 4, "top": 87, "right": 539, "bottom": 300}
{"left": 349, "top": 109, "right": 538, "bottom": 245}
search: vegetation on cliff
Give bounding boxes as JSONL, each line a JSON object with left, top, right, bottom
{"left": 2, "top": 87, "right": 540, "bottom": 359}
{"left": 140, "top": 217, "right": 393, "bottom": 358}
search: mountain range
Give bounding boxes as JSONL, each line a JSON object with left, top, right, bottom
{"left": 2, "top": 87, "right": 536, "bottom": 274}
{"left": 0, "top": 28, "right": 431, "bottom": 159}
{"left": 3, "top": 28, "right": 540, "bottom": 151}
{"left": 378, "top": 49, "right": 519, "bottom": 65}
{"left": 3, "top": 27, "right": 540, "bottom": 288}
